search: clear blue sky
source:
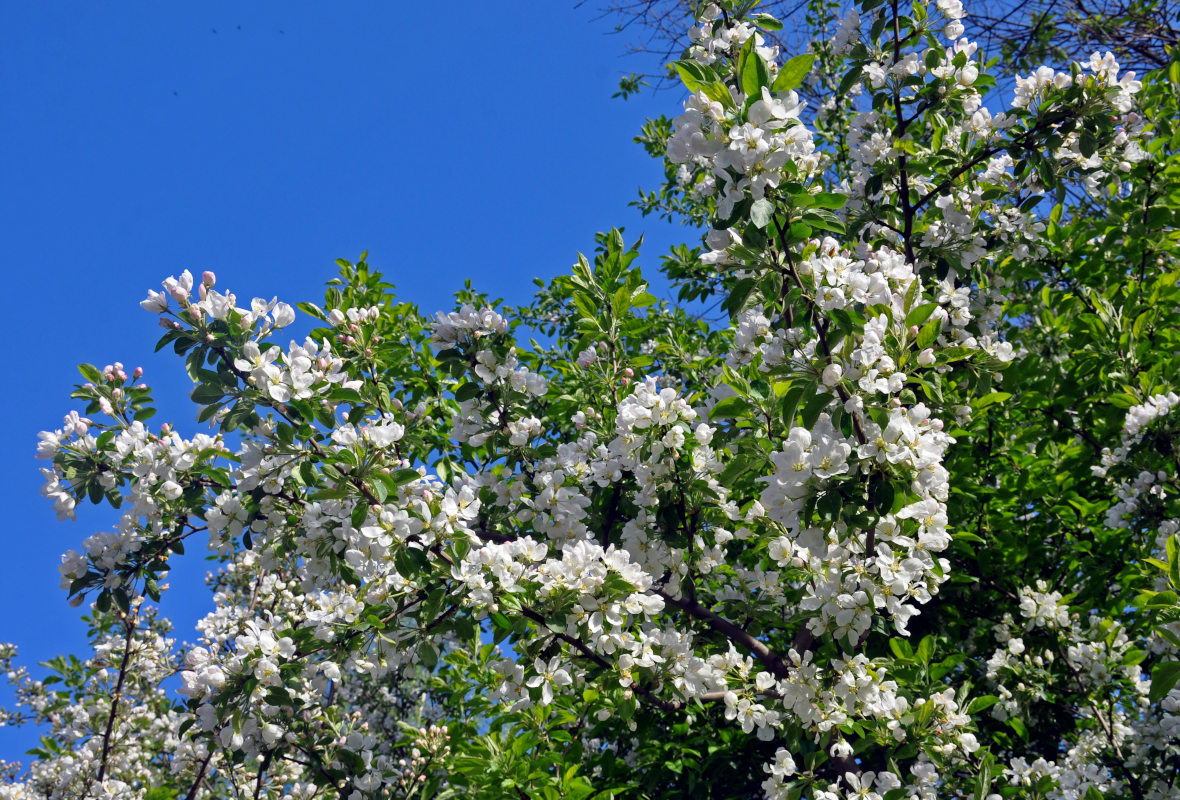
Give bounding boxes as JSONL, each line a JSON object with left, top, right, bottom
{"left": 0, "top": 1, "right": 689, "bottom": 759}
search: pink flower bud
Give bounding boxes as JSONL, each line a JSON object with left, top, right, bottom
{"left": 188, "top": 306, "right": 201, "bottom": 320}
{"left": 133, "top": 367, "right": 143, "bottom": 379}
{"left": 909, "top": 325, "right": 920, "bottom": 337}
{"left": 202, "top": 270, "right": 216, "bottom": 287}
{"left": 623, "top": 367, "right": 634, "bottom": 377}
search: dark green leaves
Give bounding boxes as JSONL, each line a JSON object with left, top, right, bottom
{"left": 1149, "top": 662, "right": 1180, "bottom": 703}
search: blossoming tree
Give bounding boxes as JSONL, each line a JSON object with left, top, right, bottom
{"left": 7, "top": 0, "right": 1180, "bottom": 798}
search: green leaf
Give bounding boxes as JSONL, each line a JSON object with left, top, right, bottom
{"left": 78, "top": 363, "right": 104, "bottom": 385}
{"left": 753, "top": 13, "right": 782, "bottom": 31}
{"left": 389, "top": 468, "right": 422, "bottom": 486}
{"left": 455, "top": 382, "right": 481, "bottom": 402}
{"left": 904, "top": 303, "right": 938, "bottom": 327}
{"left": 750, "top": 198, "right": 775, "bottom": 228}
{"left": 916, "top": 317, "right": 941, "bottom": 349}
{"left": 916, "top": 635, "right": 934, "bottom": 665}
{"left": 772, "top": 53, "right": 815, "bottom": 93}
{"left": 973, "top": 392, "right": 1012, "bottom": 411}
{"left": 798, "top": 389, "right": 831, "bottom": 430}
{"left": 701, "top": 81, "right": 735, "bottom": 108}
{"left": 889, "top": 638, "right": 914, "bottom": 660}
{"left": 836, "top": 64, "right": 863, "bottom": 95}
{"left": 811, "top": 192, "right": 848, "bottom": 209}
{"left": 1149, "top": 661, "right": 1180, "bottom": 703}
{"left": 872, "top": 478, "right": 895, "bottom": 512}
{"left": 371, "top": 477, "right": 389, "bottom": 504}
{"left": 967, "top": 695, "right": 999, "bottom": 714}
{"left": 673, "top": 60, "right": 709, "bottom": 95}
{"left": 710, "top": 396, "right": 751, "bottom": 420}
{"left": 191, "top": 382, "right": 224, "bottom": 404}
{"left": 738, "top": 35, "right": 770, "bottom": 98}
{"left": 801, "top": 211, "right": 845, "bottom": 234}
{"left": 778, "top": 382, "right": 807, "bottom": 425}
{"left": 612, "top": 285, "right": 631, "bottom": 318}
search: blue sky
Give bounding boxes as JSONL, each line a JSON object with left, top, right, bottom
{"left": 0, "top": 1, "right": 690, "bottom": 759}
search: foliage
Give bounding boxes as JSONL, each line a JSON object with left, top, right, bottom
{"left": 5, "top": 1, "right": 1180, "bottom": 799}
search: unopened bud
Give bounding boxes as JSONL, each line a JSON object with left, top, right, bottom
{"left": 909, "top": 325, "right": 920, "bottom": 337}
{"left": 202, "top": 270, "right": 216, "bottom": 287}
{"left": 623, "top": 367, "right": 634, "bottom": 377}
{"left": 133, "top": 367, "right": 143, "bottom": 379}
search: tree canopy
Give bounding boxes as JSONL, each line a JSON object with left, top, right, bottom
{"left": 5, "top": 1, "right": 1180, "bottom": 798}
